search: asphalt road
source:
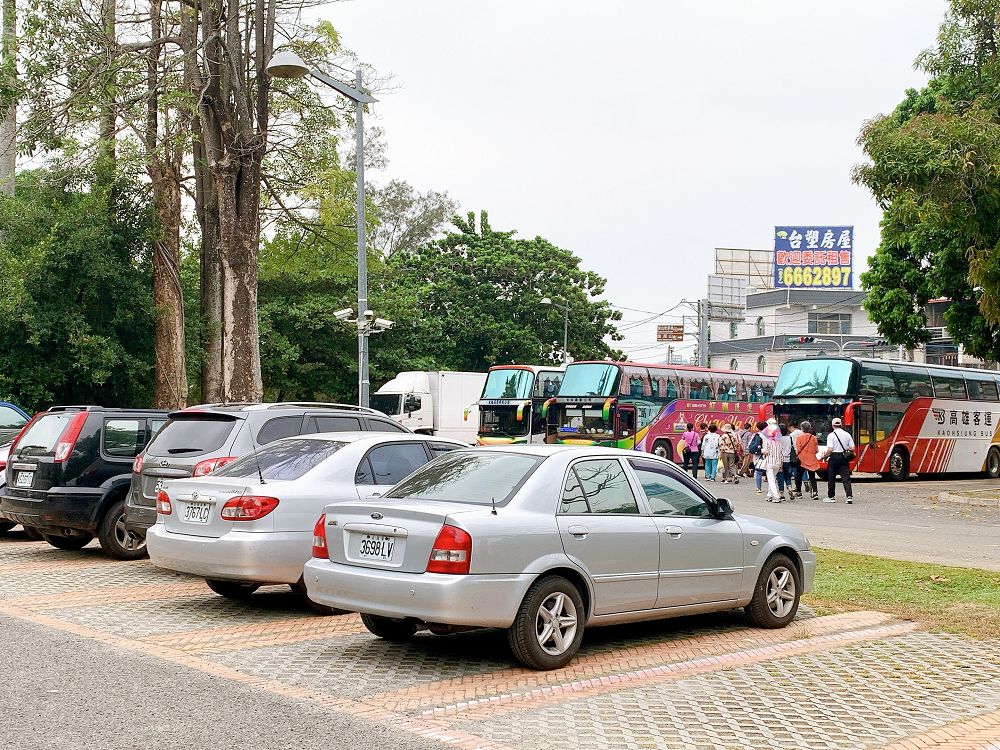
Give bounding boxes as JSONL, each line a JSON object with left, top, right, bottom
{"left": 0, "top": 612, "right": 447, "bottom": 750}
{"left": 694, "top": 472, "right": 1000, "bottom": 570}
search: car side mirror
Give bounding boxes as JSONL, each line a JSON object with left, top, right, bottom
{"left": 715, "top": 498, "right": 734, "bottom": 517}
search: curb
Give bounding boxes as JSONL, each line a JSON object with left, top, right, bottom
{"left": 938, "top": 491, "right": 1000, "bottom": 508}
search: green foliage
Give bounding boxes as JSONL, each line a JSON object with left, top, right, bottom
{"left": 0, "top": 169, "right": 154, "bottom": 411}
{"left": 855, "top": 1, "right": 1000, "bottom": 360}
{"left": 383, "top": 211, "right": 623, "bottom": 372}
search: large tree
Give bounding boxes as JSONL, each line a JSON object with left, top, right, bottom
{"left": 855, "top": 0, "right": 1000, "bottom": 360}
{"left": 383, "top": 211, "right": 623, "bottom": 372}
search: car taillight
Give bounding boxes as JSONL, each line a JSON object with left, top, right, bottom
{"left": 312, "top": 514, "right": 328, "bottom": 559}
{"left": 133, "top": 453, "right": 144, "bottom": 474}
{"left": 192, "top": 456, "right": 238, "bottom": 477}
{"left": 54, "top": 412, "right": 88, "bottom": 463}
{"left": 220, "top": 495, "right": 279, "bottom": 521}
{"left": 426, "top": 524, "right": 472, "bottom": 574}
{"left": 156, "top": 490, "right": 172, "bottom": 515}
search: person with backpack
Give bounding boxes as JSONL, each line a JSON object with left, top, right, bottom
{"left": 748, "top": 420, "right": 767, "bottom": 494}
{"left": 719, "top": 423, "right": 741, "bottom": 484}
{"left": 795, "top": 420, "right": 820, "bottom": 500}
{"left": 701, "top": 423, "right": 721, "bottom": 481}
{"left": 823, "top": 417, "right": 856, "bottom": 503}
{"left": 680, "top": 422, "right": 701, "bottom": 478}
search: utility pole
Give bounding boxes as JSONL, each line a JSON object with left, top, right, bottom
{"left": 697, "top": 299, "right": 709, "bottom": 367}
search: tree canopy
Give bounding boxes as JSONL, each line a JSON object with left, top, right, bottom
{"left": 856, "top": 0, "right": 1000, "bottom": 360}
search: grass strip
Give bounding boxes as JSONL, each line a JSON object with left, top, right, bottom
{"left": 805, "top": 548, "right": 1000, "bottom": 638}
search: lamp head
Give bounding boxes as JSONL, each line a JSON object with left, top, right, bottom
{"left": 540, "top": 297, "right": 552, "bottom": 306}
{"left": 266, "top": 50, "right": 310, "bottom": 79}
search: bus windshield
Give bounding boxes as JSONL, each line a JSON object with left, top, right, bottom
{"left": 775, "top": 359, "right": 855, "bottom": 396}
{"left": 560, "top": 364, "right": 619, "bottom": 397}
{"left": 479, "top": 407, "right": 529, "bottom": 437}
{"left": 482, "top": 369, "right": 534, "bottom": 399}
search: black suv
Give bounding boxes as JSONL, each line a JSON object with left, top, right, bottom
{"left": 2, "top": 406, "right": 169, "bottom": 558}
{"left": 125, "top": 402, "right": 409, "bottom": 539}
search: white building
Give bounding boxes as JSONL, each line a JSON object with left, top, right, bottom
{"left": 708, "top": 288, "right": 880, "bottom": 373}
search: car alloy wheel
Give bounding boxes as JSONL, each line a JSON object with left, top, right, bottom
{"left": 765, "top": 565, "right": 796, "bottom": 619}
{"left": 535, "top": 591, "right": 578, "bottom": 656}
{"left": 114, "top": 513, "right": 145, "bottom": 553}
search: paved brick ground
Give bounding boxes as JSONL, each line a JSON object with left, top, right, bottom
{"left": 1, "top": 534, "right": 997, "bottom": 749}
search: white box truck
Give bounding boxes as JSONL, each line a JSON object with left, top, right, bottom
{"left": 370, "top": 371, "right": 487, "bottom": 444}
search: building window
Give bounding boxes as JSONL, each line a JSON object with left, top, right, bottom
{"left": 808, "top": 312, "right": 851, "bottom": 335}
{"left": 755, "top": 317, "right": 765, "bottom": 336}
{"left": 729, "top": 358, "right": 739, "bottom": 371}
{"left": 729, "top": 322, "right": 738, "bottom": 339}
{"left": 757, "top": 355, "right": 766, "bottom": 373}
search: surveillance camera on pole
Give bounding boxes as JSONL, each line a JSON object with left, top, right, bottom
{"left": 374, "top": 318, "right": 395, "bottom": 330}
{"left": 333, "top": 308, "right": 355, "bottom": 321}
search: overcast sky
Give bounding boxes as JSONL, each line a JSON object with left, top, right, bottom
{"left": 327, "top": 0, "right": 946, "bottom": 360}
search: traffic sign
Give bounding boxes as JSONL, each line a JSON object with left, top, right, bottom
{"left": 657, "top": 324, "right": 684, "bottom": 342}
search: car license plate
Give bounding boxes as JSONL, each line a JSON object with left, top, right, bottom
{"left": 183, "top": 502, "right": 211, "bottom": 524}
{"left": 14, "top": 471, "right": 33, "bottom": 488}
{"left": 358, "top": 534, "right": 395, "bottom": 561}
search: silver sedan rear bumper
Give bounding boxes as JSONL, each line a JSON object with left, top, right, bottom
{"left": 146, "top": 525, "right": 310, "bottom": 585}
{"left": 303, "top": 558, "right": 536, "bottom": 628}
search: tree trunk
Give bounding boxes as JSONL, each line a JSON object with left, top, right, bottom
{"left": 150, "top": 158, "right": 187, "bottom": 409}
{"left": 0, "top": 0, "right": 15, "bottom": 197}
{"left": 197, "top": 131, "right": 223, "bottom": 402}
{"left": 214, "top": 148, "right": 263, "bottom": 402}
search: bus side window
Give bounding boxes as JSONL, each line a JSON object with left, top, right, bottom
{"left": 968, "top": 376, "right": 999, "bottom": 401}
{"left": 666, "top": 379, "right": 678, "bottom": 400}
{"left": 860, "top": 364, "right": 895, "bottom": 397}
{"left": 892, "top": 365, "right": 933, "bottom": 402}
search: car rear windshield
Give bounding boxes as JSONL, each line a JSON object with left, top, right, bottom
{"left": 146, "top": 414, "right": 239, "bottom": 457}
{"left": 12, "top": 413, "right": 76, "bottom": 455}
{"left": 212, "top": 438, "right": 345, "bottom": 481}
{"left": 384, "top": 451, "right": 543, "bottom": 505}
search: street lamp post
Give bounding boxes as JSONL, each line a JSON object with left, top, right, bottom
{"left": 266, "top": 51, "right": 380, "bottom": 407}
{"left": 540, "top": 297, "right": 570, "bottom": 363}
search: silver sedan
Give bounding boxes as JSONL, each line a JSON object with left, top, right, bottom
{"left": 305, "top": 445, "right": 816, "bottom": 669}
{"left": 146, "top": 432, "right": 465, "bottom": 612}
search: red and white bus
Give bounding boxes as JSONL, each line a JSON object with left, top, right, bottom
{"left": 771, "top": 356, "right": 1000, "bottom": 480}
{"left": 549, "top": 361, "right": 776, "bottom": 459}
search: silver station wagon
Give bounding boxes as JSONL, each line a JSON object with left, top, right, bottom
{"left": 305, "top": 446, "right": 816, "bottom": 670}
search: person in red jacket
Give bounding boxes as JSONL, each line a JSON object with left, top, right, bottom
{"left": 794, "top": 420, "right": 820, "bottom": 500}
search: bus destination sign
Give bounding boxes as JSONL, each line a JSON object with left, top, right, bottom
{"left": 774, "top": 226, "right": 853, "bottom": 289}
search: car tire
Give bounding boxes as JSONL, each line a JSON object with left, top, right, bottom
{"left": 42, "top": 533, "right": 94, "bottom": 551}
{"left": 360, "top": 613, "right": 418, "bottom": 641}
{"left": 652, "top": 440, "right": 673, "bottom": 460}
{"left": 745, "top": 553, "right": 801, "bottom": 629}
{"left": 0, "top": 521, "right": 15, "bottom": 534}
{"left": 97, "top": 499, "right": 148, "bottom": 560}
{"left": 22, "top": 526, "right": 44, "bottom": 541}
{"left": 883, "top": 447, "right": 909, "bottom": 481}
{"left": 507, "top": 575, "right": 585, "bottom": 670}
{"left": 289, "top": 579, "right": 346, "bottom": 616}
{"left": 205, "top": 579, "right": 260, "bottom": 599}
{"left": 985, "top": 446, "right": 1000, "bottom": 479}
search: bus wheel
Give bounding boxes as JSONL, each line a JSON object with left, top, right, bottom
{"left": 883, "top": 447, "right": 909, "bottom": 481}
{"left": 985, "top": 447, "right": 1000, "bottom": 479}
{"left": 652, "top": 440, "right": 673, "bottom": 460}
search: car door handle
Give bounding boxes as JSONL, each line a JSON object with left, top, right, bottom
{"left": 662, "top": 525, "right": 683, "bottom": 538}
{"left": 567, "top": 525, "right": 589, "bottom": 538}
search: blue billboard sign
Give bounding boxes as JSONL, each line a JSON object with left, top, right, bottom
{"left": 773, "top": 226, "right": 854, "bottom": 289}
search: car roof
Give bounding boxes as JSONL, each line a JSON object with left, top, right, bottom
{"left": 289, "top": 432, "right": 466, "bottom": 446}
{"left": 460, "top": 444, "right": 651, "bottom": 459}
{"left": 170, "top": 403, "right": 392, "bottom": 419}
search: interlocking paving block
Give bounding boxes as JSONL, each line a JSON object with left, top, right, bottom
{"left": 454, "top": 632, "right": 1000, "bottom": 750}
{"left": 206, "top": 629, "right": 516, "bottom": 698}
{"left": 0, "top": 560, "right": 179, "bottom": 598}
{"left": 41, "top": 586, "right": 318, "bottom": 637}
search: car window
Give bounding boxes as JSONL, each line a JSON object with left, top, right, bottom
{"left": 0, "top": 405, "right": 26, "bottom": 430}
{"left": 309, "top": 415, "right": 363, "bottom": 433}
{"left": 257, "top": 416, "right": 303, "bottom": 445}
{"left": 384, "top": 451, "right": 542, "bottom": 505}
{"left": 151, "top": 419, "right": 166, "bottom": 435}
{"left": 356, "top": 443, "right": 429, "bottom": 486}
{"left": 213, "top": 438, "right": 345, "bottom": 481}
{"left": 12, "top": 413, "right": 75, "bottom": 454}
{"left": 367, "top": 418, "right": 408, "bottom": 433}
{"left": 628, "top": 459, "right": 713, "bottom": 517}
{"left": 103, "top": 419, "right": 143, "bottom": 457}
{"left": 146, "top": 415, "right": 238, "bottom": 457}
{"left": 560, "top": 459, "right": 639, "bottom": 515}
